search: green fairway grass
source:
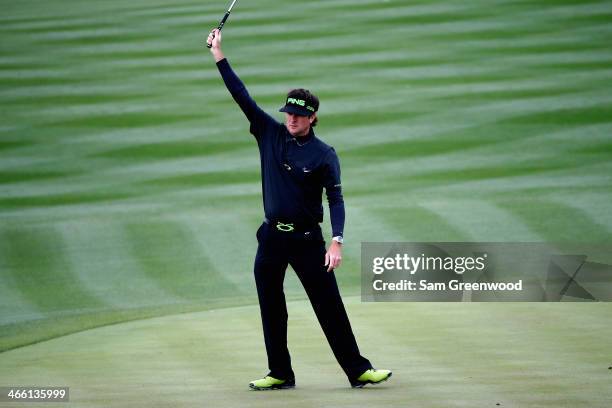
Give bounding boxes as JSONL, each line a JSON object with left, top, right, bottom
{"left": 1, "top": 0, "right": 612, "bottom": 405}
{"left": 1, "top": 299, "right": 611, "bottom": 407}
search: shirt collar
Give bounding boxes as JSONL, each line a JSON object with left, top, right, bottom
{"left": 286, "top": 128, "right": 315, "bottom": 146}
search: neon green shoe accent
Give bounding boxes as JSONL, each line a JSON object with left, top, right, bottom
{"left": 249, "top": 376, "right": 295, "bottom": 390}
{"left": 353, "top": 369, "right": 392, "bottom": 388}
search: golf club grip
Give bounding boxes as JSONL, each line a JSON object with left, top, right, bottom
{"left": 218, "top": 11, "right": 231, "bottom": 30}
{"left": 206, "top": 11, "right": 231, "bottom": 48}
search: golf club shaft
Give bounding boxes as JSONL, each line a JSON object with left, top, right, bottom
{"left": 207, "top": 0, "right": 238, "bottom": 48}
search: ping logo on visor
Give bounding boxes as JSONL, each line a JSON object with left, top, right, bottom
{"left": 287, "top": 97, "right": 315, "bottom": 112}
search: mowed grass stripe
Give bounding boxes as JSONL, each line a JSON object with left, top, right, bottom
{"left": 92, "top": 139, "right": 253, "bottom": 160}
{"left": 340, "top": 122, "right": 582, "bottom": 195}
{"left": 497, "top": 198, "right": 612, "bottom": 243}
{"left": 0, "top": 227, "right": 107, "bottom": 312}
{"left": 377, "top": 205, "right": 469, "bottom": 242}
{"left": 426, "top": 200, "right": 542, "bottom": 241}
{"left": 91, "top": 148, "right": 259, "bottom": 183}
{"left": 0, "top": 238, "right": 45, "bottom": 324}
{"left": 0, "top": 0, "right": 201, "bottom": 24}
{"left": 0, "top": 191, "right": 137, "bottom": 210}
{"left": 492, "top": 103, "right": 612, "bottom": 127}
{"left": 0, "top": 286, "right": 45, "bottom": 325}
{"left": 176, "top": 213, "right": 264, "bottom": 295}
{"left": 140, "top": 169, "right": 259, "bottom": 189}
{"left": 123, "top": 219, "right": 242, "bottom": 300}
{"left": 56, "top": 220, "right": 183, "bottom": 309}
{"left": 430, "top": 170, "right": 612, "bottom": 199}
{"left": 0, "top": 1, "right": 208, "bottom": 127}
{"left": 370, "top": 134, "right": 612, "bottom": 192}
{"left": 558, "top": 192, "right": 612, "bottom": 234}
{"left": 326, "top": 90, "right": 612, "bottom": 152}
{"left": 0, "top": 170, "right": 78, "bottom": 184}
{"left": 0, "top": 18, "right": 118, "bottom": 34}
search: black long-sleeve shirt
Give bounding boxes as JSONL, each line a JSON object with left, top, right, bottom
{"left": 216, "top": 58, "right": 345, "bottom": 237}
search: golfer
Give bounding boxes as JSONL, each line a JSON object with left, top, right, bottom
{"left": 207, "top": 28, "right": 391, "bottom": 390}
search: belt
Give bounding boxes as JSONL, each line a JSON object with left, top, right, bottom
{"left": 264, "top": 217, "right": 319, "bottom": 233}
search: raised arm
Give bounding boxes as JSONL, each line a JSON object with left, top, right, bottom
{"left": 206, "top": 28, "right": 276, "bottom": 134}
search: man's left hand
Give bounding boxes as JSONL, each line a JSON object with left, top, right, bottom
{"left": 324, "top": 241, "right": 342, "bottom": 272}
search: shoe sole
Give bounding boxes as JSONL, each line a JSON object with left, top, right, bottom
{"left": 249, "top": 383, "right": 295, "bottom": 391}
{"left": 351, "top": 372, "right": 392, "bottom": 388}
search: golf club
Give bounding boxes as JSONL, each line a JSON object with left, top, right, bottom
{"left": 207, "top": 0, "right": 238, "bottom": 48}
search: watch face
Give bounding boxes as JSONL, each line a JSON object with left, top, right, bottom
{"left": 334, "top": 236, "right": 343, "bottom": 244}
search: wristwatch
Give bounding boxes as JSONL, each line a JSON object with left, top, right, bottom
{"left": 332, "top": 236, "right": 344, "bottom": 244}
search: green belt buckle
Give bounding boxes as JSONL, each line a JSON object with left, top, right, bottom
{"left": 276, "top": 222, "right": 295, "bottom": 232}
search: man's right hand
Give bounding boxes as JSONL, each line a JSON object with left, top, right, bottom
{"left": 207, "top": 28, "right": 225, "bottom": 62}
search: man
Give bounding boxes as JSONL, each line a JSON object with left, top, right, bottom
{"left": 207, "top": 28, "right": 391, "bottom": 390}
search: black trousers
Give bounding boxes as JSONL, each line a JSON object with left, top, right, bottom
{"left": 253, "top": 221, "right": 372, "bottom": 382}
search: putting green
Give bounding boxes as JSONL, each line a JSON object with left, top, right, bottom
{"left": 1, "top": 298, "right": 611, "bottom": 407}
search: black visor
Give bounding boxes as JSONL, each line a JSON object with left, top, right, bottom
{"left": 279, "top": 97, "right": 316, "bottom": 116}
